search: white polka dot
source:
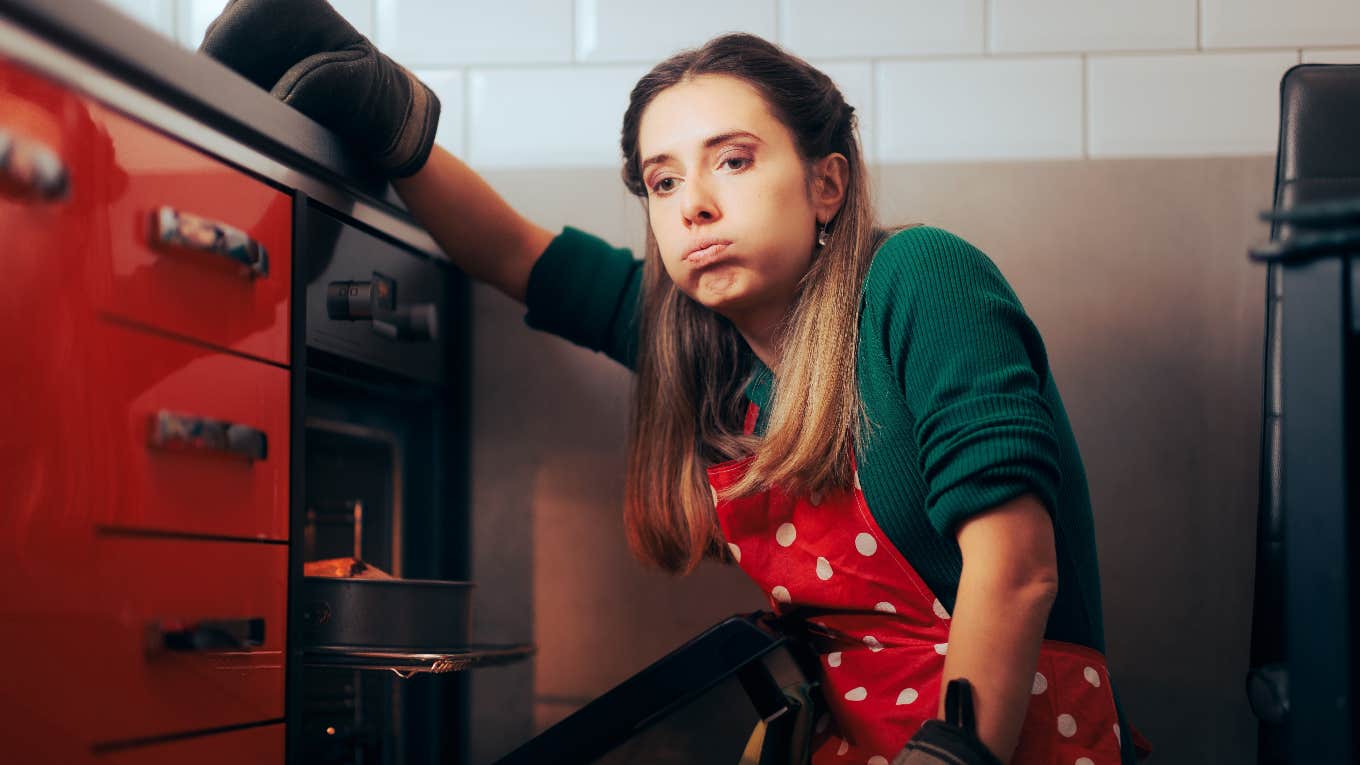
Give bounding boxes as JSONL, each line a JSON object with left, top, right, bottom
{"left": 816, "top": 557, "right": 834, "bottom": 580}
{"left": 1083, "top": 666, "right": 1101, "bottom": 687}
{"left": 873, "top": 601, "right": 896, "bottom": 613}
{"left": 710, "top": 484, "right": 720, "bottom": 506}
{"left": 776, "top": 523, "right": 797, "bottom": 547}
{"left": 810, "top": 490, "right": 824, "bottom": 506}
{"left": 896, "top": 688, "right": 919, "bottom": 705}
{"left": 868, "top": 757, "right": 889, "bottom": 765}
{"left": 1113, "top": 723, "right": 1121, "bottom": 743}
{"left": 853, "top": 471, "right": 862, "bottom": 491}
{"left": 854, "top": 532, "right": 877, "bottom": 556}
{"left": 1076, "top": 759, "right": 1094, "bottom": 765}
{"left": 932, "top": 599, "right": 951, "bottom": 620}
{"left": 771, "top": 586, "right": 791, "bottom": 603}
{"left": 827, "top": 651, "right": 842, "bottom": 667}
{"left": 844, "top": 686, "right": 867, "bottom": 701}
{"left": 815, "top": 714, "right": 829, "bottom": 733}
{"left": 934, "top": 642, "right": 949, "bottom": 655}
{"left": 1057, "top": 713, "right": 1077, "bottom": 738}
{"left": 863, "top": 635, "right": 884, "bottom": 652}
{"left": 727, "top": 542, "right": 741, "bottom": 563}
{"left": 836, "top": 738, "right": 849, "bottom": 756}
{"left": 1032, "top": 671, "right": 1048, "bottom": 695}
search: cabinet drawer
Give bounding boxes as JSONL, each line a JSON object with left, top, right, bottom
{"left": 100, "top": 724, "right": 284, "bottom": 765}
{"left": 86, "top": 101, "right": 292, "bottom": 365}
{"left": 90, "top": 321, "right": 289, "bottom": 541}
{"left": 80, "top": 537, "right": 287, "bottom": 745}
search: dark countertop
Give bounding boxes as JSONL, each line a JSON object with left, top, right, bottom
{"left": 0, "top": 0, "right": 411, "bottom": 220}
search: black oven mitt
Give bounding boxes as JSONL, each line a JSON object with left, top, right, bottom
{"left": 199, "top": 0, "right": 440, "bottom": 178}
{"left": 891, "top": 679, "right": 1003, "bottom": 765}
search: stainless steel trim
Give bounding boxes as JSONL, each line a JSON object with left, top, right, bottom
{"left": 0, "top": 16, "right": 444, "bottom": 259}
{"left": 304, "top": 417, "right": 404, "bottom": 578}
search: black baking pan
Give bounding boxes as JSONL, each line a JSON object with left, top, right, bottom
{"left": 298, "top": 576, "right": 472, "bottom": 650}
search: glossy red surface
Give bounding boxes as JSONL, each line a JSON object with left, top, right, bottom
{"left": 101, "top": 724, "right": 285, "bottom": 765}
{"left": 1, "top": 58, "right": 291, "bottom": 763}
{"left": 85, "top": 101, "right": 293, "bottom": 365}
{"left": 8, "top": 537, "right": 287, "bottom": 752}
{"left": 89, "top": 320, "right": 290, "bottom": 541}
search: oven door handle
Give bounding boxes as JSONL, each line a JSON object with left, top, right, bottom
{"left": 146, "top": 617, "right": 266, "bottom": 654}
{"left": 147, "top": 409, "right": 268, "bottom": 462}
{"left": 151, "top": 205, "right": 270, "bottom": 278}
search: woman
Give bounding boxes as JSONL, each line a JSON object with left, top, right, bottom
{"left": 202, "top": 3, "right": 1151, "bottom": 763}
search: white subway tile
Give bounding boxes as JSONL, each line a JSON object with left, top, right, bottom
{"left": 1302, "top": 48, "right": 1360, "bottom": 64}
{"left": 180, "top": 0, "right": 375, "bottom": 50}
{"left": 990, "top": 0, "right": 1196, "bottom": 54}
{"left": 1088, "top": 51, "right": 1298, "bottom": 157}
{"left": 1202, "top": 0, "right": 1360, "bottom": 49}
{"left": 101, "top": 0, "right": 175, "bottom": 39}
{"left": 876, "top": 58, "right": 1083, "bottom": 162}
{"left": 813, "top": 61, "right": 875, "bottom": 163}
{"left": 376, "top": 0, "right": 572, "bottom": 66}
{"left": 467, "top": 66, "right": 647, "bottom": 168}
{"left": 779, "top": 0, "right": 983, "bottom": 58}
{"left": 575, "top": 0, "right": 775, "bottom": 62}
{"left": 415, "top": 69, "right": 466, "bottom": 157}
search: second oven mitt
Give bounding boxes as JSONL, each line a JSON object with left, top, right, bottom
{"left": 891, "top": 680, "right": 1003, "bottom": 765}
{"left": 199, "top": 0, "right": 440, "bottom": 177}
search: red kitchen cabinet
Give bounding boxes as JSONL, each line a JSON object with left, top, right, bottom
{"left": 99, "top": 724, "right": 285, "bottom": 765}
{"left": 85, "top": 100, "right": 293, "bottom": 366}
{"left": 86, "top": 320, "right": 290, "bottom": 541}
{"left": 2, "top": 56, "right": 292, "bottom": 763}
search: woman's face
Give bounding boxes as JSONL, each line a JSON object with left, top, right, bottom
{"left": 636, "top": 74, "right": 823, "bottom": 324}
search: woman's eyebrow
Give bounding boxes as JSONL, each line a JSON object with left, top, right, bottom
{"left": 641, "top": 130, "right": 764, "bottom": 173}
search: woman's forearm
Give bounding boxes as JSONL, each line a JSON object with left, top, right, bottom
{"left": 392, "top": 144, "right": 554, "bottom": 304}
{"left": 937, "top": 574, "right": 1057, "bottom": 763}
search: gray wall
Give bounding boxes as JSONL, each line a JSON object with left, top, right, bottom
{"left": 466, "top": 156, "right": 1273, "bottom": 765}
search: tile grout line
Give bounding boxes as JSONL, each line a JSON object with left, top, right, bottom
{"left": 1081, "top": 53, "right": 1089, "bottom": 160}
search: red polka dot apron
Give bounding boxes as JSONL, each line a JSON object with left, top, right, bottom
{"left": 707, "top": 402, "right": 1150, "bottom": 765}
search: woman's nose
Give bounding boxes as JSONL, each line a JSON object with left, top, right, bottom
{"left": 681, "top": 178, "right": 720, "bottom": 225}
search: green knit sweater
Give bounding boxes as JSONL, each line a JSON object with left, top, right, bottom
{"left": 523, "top": 224, "right": 1107, "bottom": 654}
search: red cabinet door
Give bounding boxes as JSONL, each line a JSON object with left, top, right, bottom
{"left": 85, "top": 100, "right": 293, "bottom": 366}
{"left": 87, "top": 320, "right": 291, "bottom": 541}
{"left": 101, "top": 724, "right": 285, "bottom": 765}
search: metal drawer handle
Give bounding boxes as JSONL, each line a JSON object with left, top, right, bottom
{"left": 151, "top": 205, "right": 270, "bottom": 278}
{"left": 146, "top": 617, "right": 266, "bottom": 655}
{"left": 147, "top": 409, "right": 268, "bottom": 462}
{"left": 0, "top": 127, "right": 69, "bottom": 201}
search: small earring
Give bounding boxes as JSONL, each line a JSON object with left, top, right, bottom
{"left": 817, "top": 222, "right": 829, "bottom": 247}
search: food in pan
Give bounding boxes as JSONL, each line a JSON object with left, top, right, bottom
{"left": 304, "top": 556, "right": 396, "bottom": 579}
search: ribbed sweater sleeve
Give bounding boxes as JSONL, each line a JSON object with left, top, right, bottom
{"left": 867, "top": 226, "right": 1063, "bottom": 537}
{"left": 522, "top": 226, "right": 643, "bottom": 370}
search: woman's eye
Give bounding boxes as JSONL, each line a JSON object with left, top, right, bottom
{"left": 723, "top": 156, "right": 751, "bottom": 170}
{"left": 652, "top": 177, "right": 677, "bottom": 194}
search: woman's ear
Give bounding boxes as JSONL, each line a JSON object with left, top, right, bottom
{"left": 811, "top": 152, "right": 850, "bottom": 224}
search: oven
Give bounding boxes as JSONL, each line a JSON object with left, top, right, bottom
{"left": 292, "top": 199, "right": 531, "bottom": 765}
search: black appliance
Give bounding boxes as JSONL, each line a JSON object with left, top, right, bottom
{"left": 290, "top": 198, "right": 531, "bottom": 765}
{"left": 1246, "top": 63, "right": 1360, "bottom": 764}
{"left": 497, "top": 613, "right": 820, "bottom": 765}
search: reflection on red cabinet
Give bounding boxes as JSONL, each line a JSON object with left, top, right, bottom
{"left": 1, "top": 57, "right": 290, "bottom": 764}
{"left": 85, "top": 99, "right": 292, "bottom": 366}
{"left": 11, "top": 537, "right": 287, "bottom": 749}
{"left": 100, "top": 724, "right": 285, "bottom": 765}
{"left": 88, "top": 321, "right": 290, "bottom": 541}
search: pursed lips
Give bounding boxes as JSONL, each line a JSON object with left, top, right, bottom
{"left": 685, "top": 238, "right": 732, "bottom": 267}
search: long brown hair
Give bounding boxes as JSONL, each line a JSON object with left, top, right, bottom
{"left": 620, "top": 33, "right": 885, "bottom": 573}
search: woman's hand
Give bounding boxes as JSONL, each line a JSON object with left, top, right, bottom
{"left": 892, "top": 680, "right": 1003, "bottom": 765}
{"left": 199, "top": 0, "right": 440, "bottom": 177}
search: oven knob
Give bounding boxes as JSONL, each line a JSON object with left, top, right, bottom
{"left": 372, "top": 303, "right": 438, "bottom": 342}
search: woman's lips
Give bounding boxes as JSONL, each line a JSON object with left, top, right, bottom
{"left": 685, "top": 242, "right": 730, "bottom": 268}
